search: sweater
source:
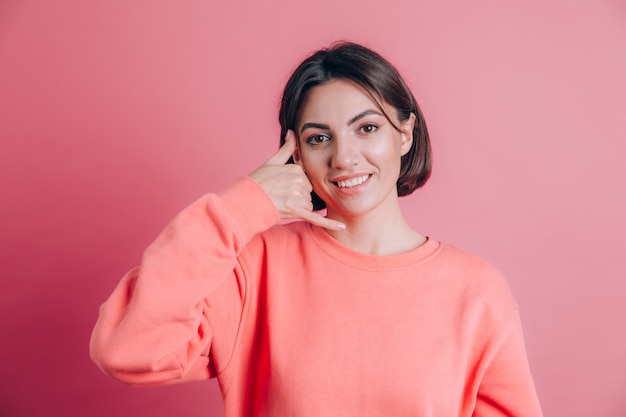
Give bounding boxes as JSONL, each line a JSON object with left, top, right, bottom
{"left": 90, "top": 177, "right": 543, "bottom": 416}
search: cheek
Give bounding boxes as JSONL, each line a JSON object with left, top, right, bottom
{"left": 367, "top": 139, "right": 402, "bottom": 164}
{"left": 300, "top": 150, "right": 326, "bottom": 173}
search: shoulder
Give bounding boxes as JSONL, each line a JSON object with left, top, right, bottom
{"left": 433, "top": 243, "right": 503, "bottom": 279}
{"left": 238, "top": 220, "right": 311, "bottom": 259}
{"left": 256, "top": 220, "right": 310, "bottom": 245}
{"left": 428, "top": 241, "right": 518, "bottom": 314}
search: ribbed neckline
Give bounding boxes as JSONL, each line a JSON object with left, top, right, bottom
{"left": 305, "top": 222, "right": 442, "bottom": 271}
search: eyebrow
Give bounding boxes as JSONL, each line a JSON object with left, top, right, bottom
{"left": 348, "top": 109, "right": 383, "bottom": 125}
{"left": 300, "top": 109, "right": 383, "bottom": 134}
{"left": 300, "top": 122, "right": 330, "bottom": 134}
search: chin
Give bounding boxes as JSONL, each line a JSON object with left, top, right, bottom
{"left": 326, "top": 200, "right": 378, "bottom": 218}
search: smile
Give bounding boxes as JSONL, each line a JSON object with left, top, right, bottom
{"left": 335, "top": 175, "right": 370, "bottom": 189}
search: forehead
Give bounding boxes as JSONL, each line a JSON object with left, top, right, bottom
{"left": 300, "top": 79, "right": 377, "bottom": 116}
{"left": 297, "top": 78, "right": 399, "bottom": 129}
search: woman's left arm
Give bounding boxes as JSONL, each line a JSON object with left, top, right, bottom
{"left": 474, "top": 310, "right": 543, "bottom": 417}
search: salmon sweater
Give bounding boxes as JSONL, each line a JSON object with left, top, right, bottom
{"left": 90, "top": 177, "right": 543, "bottom": 416}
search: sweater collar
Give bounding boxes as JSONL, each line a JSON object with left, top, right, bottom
{"left": 305, "top": 223, "right": 442, "bottom": 270}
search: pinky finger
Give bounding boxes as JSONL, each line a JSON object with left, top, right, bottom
{"left": 299, "top": 210, "right": 346, "bottom": 231}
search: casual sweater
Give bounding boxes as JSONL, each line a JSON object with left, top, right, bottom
{"left": 90, "top": 177, "right": 543, "bottom": 416}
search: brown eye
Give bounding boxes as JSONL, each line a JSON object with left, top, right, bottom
{"left": 360, "top": 124, "right": 378, "bottom": 133}
{"left": 306, "top": 134, "right": 331, "bottom": 145}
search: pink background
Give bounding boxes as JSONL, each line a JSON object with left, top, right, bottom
{"left": 1, "top": 0, "right": 625, "bottom": 416}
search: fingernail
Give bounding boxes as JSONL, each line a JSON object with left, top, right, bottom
{"left": 336, "top": 223, "right": 346, "bottom": 231}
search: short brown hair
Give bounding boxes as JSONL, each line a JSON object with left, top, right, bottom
{"left": 279, "top": 41, "right": 432, "bottom": 210}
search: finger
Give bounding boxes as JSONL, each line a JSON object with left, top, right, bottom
{"left": 298, "top": 171, "right": 313, "bottom": 193}
{"left": 267, "top": 130, "right": 297, "bottom": 165}
{"left": 298, "top": 210, "right": 346, "bottom": 231}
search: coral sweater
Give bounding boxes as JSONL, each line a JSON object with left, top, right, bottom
{"left": 90, "top": 177, "right": 543, "bottom": 416}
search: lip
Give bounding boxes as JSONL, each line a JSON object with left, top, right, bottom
{"left": 329, "top": 173, "right": 372, "bottom": 193}
{"left": 330, "top": 172, "right": 372, "bottom": 183}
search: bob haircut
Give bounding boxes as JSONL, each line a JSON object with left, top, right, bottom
{"left": 279, "top": 41, "right": 432, "bottom": 210}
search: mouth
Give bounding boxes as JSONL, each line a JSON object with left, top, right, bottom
{"left": 334, "top": 174, "right": 371, "bottom": 189}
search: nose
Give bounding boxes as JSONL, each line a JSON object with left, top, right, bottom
{"left": 331, "top": 135, "right": 359, "bottom": 169}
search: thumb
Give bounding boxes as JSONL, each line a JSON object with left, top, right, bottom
{"left": 267, "top": 130, "right": 297, "bottom": 165}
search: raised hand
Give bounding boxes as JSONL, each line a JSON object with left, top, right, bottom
{"left": 249, "top": 131, "right": 345, "bottom": 231}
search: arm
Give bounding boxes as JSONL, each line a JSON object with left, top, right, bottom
{"left": 89, "top": 177, "right": 279, "bottom": 385}
{"left": 473, "top": 310, "right": 543, "bottom": 417}
{"left": 90, "top": 134, "right": 343, "bottom": 386}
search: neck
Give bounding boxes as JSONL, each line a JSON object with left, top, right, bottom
{"left": 325, "top": 201, "right": 425, "bottom": 256}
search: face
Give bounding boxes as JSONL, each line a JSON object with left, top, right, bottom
{"left": 294, "top": 78, "right": 414, "bottom": 220}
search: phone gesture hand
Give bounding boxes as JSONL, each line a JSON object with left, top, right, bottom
{"left": 249, "top": 131, "right": 345, "bottom": 231}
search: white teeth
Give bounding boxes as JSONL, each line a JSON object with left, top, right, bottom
{"left": 336, "top": 175, "right": 369, "bottom": 188}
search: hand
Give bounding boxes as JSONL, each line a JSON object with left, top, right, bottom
{"left": 249, "top": 131, "right": 345, "bottom": 231}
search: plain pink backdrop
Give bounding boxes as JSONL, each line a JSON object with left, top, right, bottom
{"left": 1, "top": 0, "right": 625, "bottom": 416}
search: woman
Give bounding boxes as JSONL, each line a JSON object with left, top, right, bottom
{"left": 90, "top": 42, "right": 543, "bottom": 416}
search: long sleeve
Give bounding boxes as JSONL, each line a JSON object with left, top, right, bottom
{"left": 89, "top": 177, "right": 279, "bottom": 386}
{"left": 473, "top": 310, "right": 543, "bottom": 417}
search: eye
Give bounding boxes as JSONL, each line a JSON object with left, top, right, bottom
{"left": 306, "top": 134, "right": 331, "bottom": 145}
{"left": 359, "top": 124, "right": 378, "bottom": 134}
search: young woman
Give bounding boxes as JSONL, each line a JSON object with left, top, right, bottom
{"left": 90, "top": 42, "right": 543, "bottom": 416}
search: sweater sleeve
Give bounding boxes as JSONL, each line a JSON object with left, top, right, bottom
{"left": 89, "top": 177, "right": 279, "bottom": 385}
{"left": 473, "top": 309, "right": 543, "bottom": 417}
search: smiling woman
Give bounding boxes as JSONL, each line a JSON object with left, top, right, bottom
{"left": 293, "top": 79, "right": 416, "bottom": 247}
{"left": 90, "top": 42, "right": 543, "bottom": 416}
{"left": 279, "top": 42, "right": 431, "bottom": 211}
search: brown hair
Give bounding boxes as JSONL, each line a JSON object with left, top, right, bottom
{"left": 279, "top": 41, "right": 432, "bottom": 210}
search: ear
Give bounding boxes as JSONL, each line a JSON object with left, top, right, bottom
{"left": 292, "top": 137, "right": 302, "bottom": 165}
{"left": 399, "top": 112, "right": 416, "bottom": 156}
